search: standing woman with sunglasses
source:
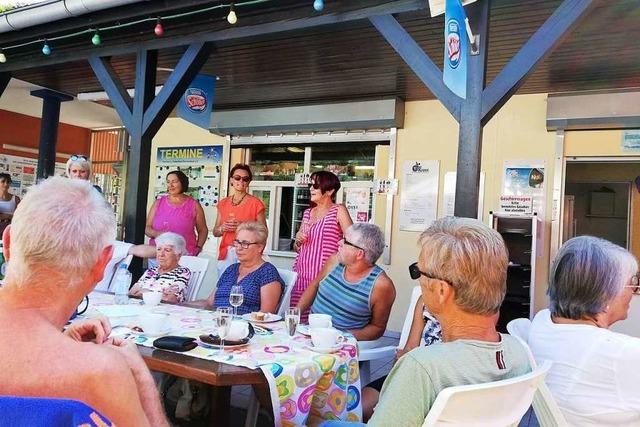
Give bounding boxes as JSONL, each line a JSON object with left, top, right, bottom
{"left": 289, "top": 171, "right": 352, "bottom": 320}
{"left": 65, "top": 155, "right": 102, "bottom": 193}
{"left": 213, "top": 164, "right": 266, "bottom": 277}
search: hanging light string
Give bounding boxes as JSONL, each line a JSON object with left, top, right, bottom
{"left": 0, "top": 0, "right": 323, "bottom": 53}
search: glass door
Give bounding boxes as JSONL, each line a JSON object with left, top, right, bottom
{"left": 249, "top": 187, "right": 275, "bottom": 252}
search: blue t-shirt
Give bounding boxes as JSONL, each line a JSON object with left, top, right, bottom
{"left": 213, "top": 262, "right": 283, "bottom": 314}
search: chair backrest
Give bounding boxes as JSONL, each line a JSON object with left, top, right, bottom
{"left": 276, "top": 268, "right": 298, "bottom": 317}
{"left": 506, "top": 318, "right": 532, "bottom": 343}
{"left": 94, "top": 240, "right": 133, "bottom": 293}
{"left": 179, "top": 255, "right": 210, "bottom": 302}
{"left": 398, "top": 286, "right": 425, "bottom": 349}
{"left": 0, "top": 396, "right": 111, "bottom": 426}
{"left": 423, "top": 360, "right": 552, "bottom": 427}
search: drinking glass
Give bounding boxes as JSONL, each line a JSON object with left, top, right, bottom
{"left": 215, "top": 307, "right": 232, "bottom": 352}
{"left": 229, "top": 285, "right": 244, "bottom": 317}
{"left": 285, "top": 307, "right": 300, "bottom": 339}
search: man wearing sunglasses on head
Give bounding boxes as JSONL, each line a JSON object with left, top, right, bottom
{"left": 296, "top": 223, "right": 396, "bottom": 342}
{"left": 213, "top": 164, "right": 266, "bottom": 278}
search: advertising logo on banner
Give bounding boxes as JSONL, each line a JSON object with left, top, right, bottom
{"left": 443, "top": 0, "right": 468, "bottom": 99}
{"left": 177, "top": 74, "right": 217, "bottom": 130}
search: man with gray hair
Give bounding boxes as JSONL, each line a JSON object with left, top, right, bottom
{"left": 296, "top": 223, "right": 396, "bottom": 341}
{"left": 0, "top": 177, "right": 169, "bottom": 426}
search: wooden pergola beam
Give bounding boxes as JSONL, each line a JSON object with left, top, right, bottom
{"left": 87, "top": 56, "right": 134, "bottom": 131}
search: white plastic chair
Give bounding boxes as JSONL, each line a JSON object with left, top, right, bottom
{"left": 178, "top": 255, "right": 209, "bottom": 302}
{"left": 359, "top": 285, "right": 424, "bottom": 385}
{"left": 422, "top": 360, "right": 553, "bottom": 427}
{"left": 276, "top": 268, "right": 298, "bottom": 317}
{"left": 94, "top": 240, "right": 133, "bottom": 293}
{"left": 507, "top": 318, "right": 569, "bottom": 427}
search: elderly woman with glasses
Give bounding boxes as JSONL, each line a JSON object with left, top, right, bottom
{"left": 213, "top": 164, "right": 266, "bottom": 277}
{"left": 65, "top": 155, "right": 102, "bottom": 193}
{"left": 129, "top": 232, "right": 192, "bottom": 303}
{"left": 290, "top": 171, "right": 352, "bottom": 321}
{"left": 145, "top": 170, "right": 208, "bottom": 256}
{"left": 189, "top": 221, "right": 283, "bottom": 315}
{"left": 528, "top": 236, "right": 640, "bottom": 426}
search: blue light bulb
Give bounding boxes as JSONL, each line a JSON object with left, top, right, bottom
{"left": 42, "top": 42, "right": 51, "bottom": 55}
{"left": 313, "top": 0, "right": 324, "bottom": 12}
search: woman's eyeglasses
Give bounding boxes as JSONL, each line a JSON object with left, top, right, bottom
{"left": 625, "top": 274, "right": 640, "bottom": 294}
{"left": 70, "top": 155, "right": 88, "bottom": 161}
{"left": 232, "top": 239, "right": 260, "bottom": 249}
{"left": 308, "top": 182, "right": 320, "bottom": 189}
{"left": 232, "top": 175, "right": 251, "bottom": 183}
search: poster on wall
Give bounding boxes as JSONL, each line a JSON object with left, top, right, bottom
{"left": 442, "top": 171, "right": 485, "bottom": 219}
{"left": 154, "top": 145, "right": 223, "bottom": 208}
{"left": 345, "top": 188, "right": 372, "bottom": 223}
{"left": 0, "top": 154, "right": 65, "bottom": 196}
{"left": 502, "top": 160, "right": 546, "bottom": 219}
{"left": 399, "top": 160, "right": 440, "bottom": 232}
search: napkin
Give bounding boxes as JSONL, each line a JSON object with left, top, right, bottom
{"left": 226, "top": 320, "right": 249, "bottom": 341}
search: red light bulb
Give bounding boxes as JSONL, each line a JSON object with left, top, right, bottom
{"left": 154, "top": 19, "right": 164, "bottom": 36}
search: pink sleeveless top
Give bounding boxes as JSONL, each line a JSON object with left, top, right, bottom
{"left": 290, "top": 205, "right": 343, "bottom": 312}
{"left": 150, "top": 195, "right": 199, "bottom": 256}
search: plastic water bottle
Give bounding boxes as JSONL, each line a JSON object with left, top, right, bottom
{"left": 113, "top": 263, "right": 131, "bottom": 305}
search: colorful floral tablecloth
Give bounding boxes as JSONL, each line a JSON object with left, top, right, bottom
{"left": 81, "top": 292, "right": 362, "bottom": 427}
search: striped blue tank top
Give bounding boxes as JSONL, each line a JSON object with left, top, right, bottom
{"left": 311, "top": 263, "right": 384, "bottom": 331}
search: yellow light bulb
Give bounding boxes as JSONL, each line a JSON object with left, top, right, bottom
{"left": 227, "top": 9, "right": 237, "bottom": 24}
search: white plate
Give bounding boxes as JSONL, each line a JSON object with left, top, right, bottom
{"left": 304, "top": 343, "right": 343, "bottom": 354}
{"left": 241, "top": 313, "right": 282, "bottom": 323}
{"left": 199, "top": 341, "right": 250, "bottom": 350}
{"left": 297, "top": 324, "right": 311, "bottom": 336}
{"left": 136, "top": 327, "right": 173, "bottom": 337}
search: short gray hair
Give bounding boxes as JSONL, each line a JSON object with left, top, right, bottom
{"left": 549, "top": 236, "right": 638, "bottom": 319}
{"left": 419, "top": 217, "right": 508, "bottom": 315}
{"left": 348, "top": 223, "right": 385, "bottom": 265}
{"left": 65, "top": 157, "right": 92, "bottom": 178}
{"left": 155, "top": 232, "right": 187, "bottom": 256}
{"left": 236, "top": 221, "right": 268, "bottom": 244}
{"left": 7, "top": 177, "right": 116, "bottom": 286}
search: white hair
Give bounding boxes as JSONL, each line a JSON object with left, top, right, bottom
{"left": 7, "top": 177, "right": 116, "bottom": 287}
{"left": 155, "top": 232, "right": 187, "bottom": 256}
{"left": 349, "top": 223, "right": 385, "bottom": 265}
{"left": 65, "top": 157, "right": 92, "bottom": 179}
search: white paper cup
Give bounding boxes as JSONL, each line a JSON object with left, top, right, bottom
{"left": 142, "top": 291, "right": 162, "bottom": 306}
{"left": 138, "top": 312, "right": 170, "bottom": 335}
{"left": 309, "top": 313, "right": 332, "bottom": 329}
{"left": 310, "top": 327, "right": 343, "bottom": 348}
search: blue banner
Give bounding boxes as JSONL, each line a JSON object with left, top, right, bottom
{"left": 443, "top": 0, "right": 468, "bottom": 99}
{"left": 177, "top": 74, "right": 216, "bottom": 129}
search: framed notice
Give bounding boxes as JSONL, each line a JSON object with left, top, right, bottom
{"left": 344, "top": 187, "right": 372, "bottom": 223}
{"left": 502, "top": 160, "right": 546, "bottom": 219}
{"left": 399, "top": 160, "right": 439, "bottom": 232}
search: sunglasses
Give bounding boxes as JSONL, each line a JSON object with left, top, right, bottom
{"left": 341, "top": 238, "right": 364, "bottom": 251}
{"left": 625, "top": 274, "right": 640, "bottom": 294}
{"left": 232, "top": 175, "right": 251, "bottom": 183}
{"left": 308, "top": 182, "right": 320, "bottom": 189}
{"left": 232, "top": 239, "right": 260, "bottom": 249}
{"left": 70, "top": 155, "right": 88, "bottom": 161}
{"left": 409, "top": 262, "right": 451, "bottom": 286}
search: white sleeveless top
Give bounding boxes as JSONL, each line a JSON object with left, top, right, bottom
{"left": 0, "top": 195, "right": 17, "bottom": 215}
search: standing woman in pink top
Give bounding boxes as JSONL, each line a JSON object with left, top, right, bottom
{"left": 145, "top": 170, "right": 208, "bottom": 256}
{"left": 290, "top": 171, "right": 352, "bottom": 319}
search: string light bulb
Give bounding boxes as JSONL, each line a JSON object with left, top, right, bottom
{"left": 91, "top": 30, "right": 101, "bottom": 46}
{"left": 0, "top": 50, "right": 6, "bottom": 63}
{"left": 154, "top": 18, "right": 164, "bottom": 36}
{"left": 42, "top": 40, "right": 51, "bottom": 55}
{"left": 227, "top": 4, "right": 237, "bottom": 24}
{"left": 313, "top": 0, "right": 324, "bottom": 11}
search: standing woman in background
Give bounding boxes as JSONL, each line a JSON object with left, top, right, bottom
{"left": 213, "top": 164, "right": 266, "bottom": 277}
{"left": 290, "top": 171, "right": 352, "bottom": 320}
{"left": 146, "top": 170, "right": 208, "bottom": 256}
{"left": 0, "top": 173, "right": 20, "bottom": 235}
{"left": 65, "top": 154, "right": 102, "bottom": 193}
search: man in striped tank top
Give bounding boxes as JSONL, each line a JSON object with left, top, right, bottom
{"left": 296, "top": 223, "right": 396, "bottom": 341}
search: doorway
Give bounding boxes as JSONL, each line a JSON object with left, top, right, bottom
{"left": 563, "top": 160, "right": 640, "bottom": 258}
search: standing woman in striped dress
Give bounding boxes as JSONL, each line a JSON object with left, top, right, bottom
{"left": 290, "top": 171, "right": 352, "bottom": 320}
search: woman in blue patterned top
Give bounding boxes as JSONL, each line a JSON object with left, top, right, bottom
{"left": 190, "top": 222, "right": 283, "bottom": 314}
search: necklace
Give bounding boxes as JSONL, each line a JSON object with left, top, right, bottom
{"left": 232, "top": 192, "right": 248, "bottom": 206}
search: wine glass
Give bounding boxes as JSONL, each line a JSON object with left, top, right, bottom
{"left": 215, "top": 307, "right": 232, "bottom": 352}
{"left": 229, "top": 285, "right": 244, "bottom": 317}
{"left": 285, "top": 307, "right": 300, "bottom": 339}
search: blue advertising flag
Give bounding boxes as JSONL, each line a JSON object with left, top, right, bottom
{"left": 177, "top": 74, "right": 217, "bottom": 129}
{"left": 443, "top": 0, "right": 468, "bottom": 99}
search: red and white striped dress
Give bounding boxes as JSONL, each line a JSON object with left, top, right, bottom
{"left": 290, "top": 205, "right": 343, "bottom": 320}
